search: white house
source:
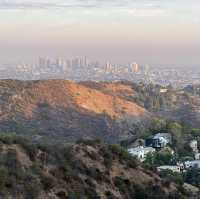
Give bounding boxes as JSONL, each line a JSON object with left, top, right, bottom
{"left": 128, "top": 146, "right": 155, "bottom": 162}
{"left": 157, "top": 165, "right": 182, "bottom": 173}
{"left": 146, "top": 133, "right": 172, "bottom": 149}
{"left": 153, "top": 133, "right": 172, "bottom": 143}
{"left": 184, "top": 160, "right": 200, "bottom": 169}
{"left": 195, "top": 153, "right": 200, "bottom": 160}
{"left": 189, "top": 140, "right": 198, "bottom": 153}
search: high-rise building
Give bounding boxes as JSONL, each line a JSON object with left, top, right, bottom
{"left": 56, "top": 58, "right": 63, "bottom": 68}
{"left": 106, "top": 61, "right": 112, "bottom": 72}
{"left": 79, "top": 56, "right": 87, "bottom": 67}
{"left": 130, "top": 62, "right": 139, "bottom": 73}
{"left": 38, "top": 57, "right": 51, "bottom": 69}
{"left": 72, "top": 57, "right": 81, "bottom": 68}
{"left": 39, "top": 57, "right": 46, "bottom": 68}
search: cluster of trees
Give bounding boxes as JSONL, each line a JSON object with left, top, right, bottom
{"left": 130, "top": 83, "right": 175, "bottom": 111}
{"left": 156, "top": 167, "right": 200, "bottom": 189}
{"left": 144, "top": 149, "right": 175, "bottom": 167}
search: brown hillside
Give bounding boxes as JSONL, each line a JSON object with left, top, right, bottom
{"left": 81, "top": 81, "right": 136, "bottom": 101}
{"left": 0, "top": 137, "right": 197, "bottom": 199}
{"left": 172, "top": 96, "right": 200, "bottom": 128}
{"left": 0, "top": 80, "right": 150, "bottom": 143}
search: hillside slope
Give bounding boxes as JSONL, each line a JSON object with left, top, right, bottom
{"left": 0, "top": 80, "right": 149, "bottom": 143}
{"left": 0, "top": 136, "right": 197, "bottom": 199}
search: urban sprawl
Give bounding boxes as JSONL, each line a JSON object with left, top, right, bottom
{"left": 0, "top": 57, "right": 200, "bottom": 88}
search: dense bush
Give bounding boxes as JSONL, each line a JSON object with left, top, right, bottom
{"left": 0, "top": 135, "right": 193, "bottom": 199}
{"left": 0, "top": 166, "right": 8, "bottom": 190}
{"left": 160, "top": 170, "right": 184, "bottom": 186}
{"left": 144, "top": 150, "right": 173, "bottom": 166}
{"left": 76, "top": 138, "right": 102, "bottom": 146}
{"left": 184, "top": 168, "right": 200, "bottom": 187}
{"left": 191, "top": 128, "right": 200, "bottom": 137}
{"left": 114, "top": 177, "right": 127, "bottom": 194}
{"left": 109, "top": 144, "right": 138, "bottom": 168}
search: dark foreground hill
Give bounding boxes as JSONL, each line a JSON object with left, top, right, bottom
{"left": 0, "top": 80, "right": 150, "bottom": 143}
{"left": 0, "top": 136, "right": 198, "bottom": 199}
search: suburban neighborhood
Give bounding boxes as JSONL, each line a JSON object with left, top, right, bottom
{"left": 128, "top": 133, "right": 200, "bottom": 173}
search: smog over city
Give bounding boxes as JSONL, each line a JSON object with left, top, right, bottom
{"left": 1, "top": 1, "right": 200, "bottom": 198}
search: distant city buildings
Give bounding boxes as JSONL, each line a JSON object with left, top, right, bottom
{"left": 0, "top": 57, "right": 200, "bottom": 88}
{"left": 130, "top": 62, "right": 139, "bottom": 73}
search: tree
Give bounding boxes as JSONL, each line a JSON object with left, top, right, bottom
{"left": 144, "top": 150, "right": 173, "bottom": 166}
{"left": 184, "top": 168, "right": 200, "bottom": 187}
{"left": 0, "top": 166, "right": 8, "bottom": 191}
{"left": 150, "top": 118, "right": 167, "bottom": 134}
{"left": 167, "top": 122, "right": 183, "bottom": 145}
{"left": 191, "top": 128, "right": 200, "bottom": 137}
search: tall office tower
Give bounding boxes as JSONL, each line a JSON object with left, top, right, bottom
{"left": 39, "top": 57, "right": 46, "bottom": 68}
{"left": 106, "top": 61, "right": 112, "bottom": 72}
{"left": 72, "top": 57, "right": 81, "bottom": 68}
{"left": 46, "top": 59, "right": 51, "bottom": 68}
{"left": 144, "top": 64, "right": 150, "bottom": 75}
{"left": 83, "top": 56, "right": 89, "bottom": 67}
{"left": 130, "top": 62, "right": 139, "bottom": 73}
{"left": 79, "top": 56, "right": 88, "bottom": 67}
{"left": 38, "top": 57, "right": 51, "bottom": 69}
{"left": 56, "top": 58, "right": 63, "bottom": 68}
{"left": 66, "top": 59, "right": 72, "bottom": 69}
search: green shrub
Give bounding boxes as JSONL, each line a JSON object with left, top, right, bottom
{"left": 100, "top": 146, "right": 113, "bottom": 169}
{"left": 76, "top": 139, "right": 102, "bottom": 146}
{"left": 184, "top": 168, "right": 200, "bottom": 187}
{"left": 40, "top": 174, "right": 56, "bottom": 191}
{"left": 105, "top": 191, "right": 119, "bottom": 199}
{"left": 67, "top": 192, "right": 81, "bottom": 199}
{"left": 0, "top": 166, "right": 8, "bottom": 190}
{"left": 114, "top": 177, "right": 127, "bottom": 194}
{"left": 109, "top": 144, "right": 138, "bottom": 168}
{"left": 25, "top": 176, "right": 42, "bottom": 199}
{"left": 160, "top": 170, "right": 184, "bottom": 186}
{"left": 191, "top": 128, "right": 200, "bottom": 137}
{"left": 145, "top": 151, "right": 173, "bottom": 166}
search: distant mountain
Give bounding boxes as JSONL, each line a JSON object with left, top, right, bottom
{"left": 89, "top": 81, "right": 200, "bottom": 129}
{"left": 0, "top": 80, "right": 150, "bottom": 143}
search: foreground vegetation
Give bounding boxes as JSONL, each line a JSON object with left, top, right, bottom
{"left": 0, "top": 135, "right": 198, "bottom": 199}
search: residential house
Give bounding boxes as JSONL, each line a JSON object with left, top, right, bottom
{"left": 157, "top": 165, "right": 182, "bottom": 173}
{"left": 195, "top": 153, "right": 200, "bottom": 160}
{"left": 190, "top": 140, "right": 198, "bottom": 153}
{"left": 184, "top": 160, "right": 200, "bottom": 169}
{"left": 146, "top": 133, "right": 172, "bottom": 149}
{"left": 128, "top": 146, "right": 155, "bottom": 162}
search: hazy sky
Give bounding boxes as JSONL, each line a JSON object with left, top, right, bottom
{"left": 0, "top": 0, "right": 200, "bottom": 65}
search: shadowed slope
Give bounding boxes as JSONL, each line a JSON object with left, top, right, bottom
{"left": 0, "top": 80, "right": 150, "bottom": 143}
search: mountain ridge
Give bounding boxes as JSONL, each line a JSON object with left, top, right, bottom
{"left": 0, "top": 80, "right": 150, "bottom": 143}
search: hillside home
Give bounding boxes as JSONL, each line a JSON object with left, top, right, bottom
{"left": 190, "top": 140, "right": 198, "bottom": 153}
{"left": 146, "top": 133, "right": 172, "bottom": 149}
{"left": 184, "top": 160, "right": 200, "bottom": 169}
{"left": 157, "top": 165, "right": 182, "bottom": 173}
{"left": 195, "top": 153, "right": 200, "bottom": 160}
{"left": 128, "top": 146, "right": 155, "bottom": 162}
